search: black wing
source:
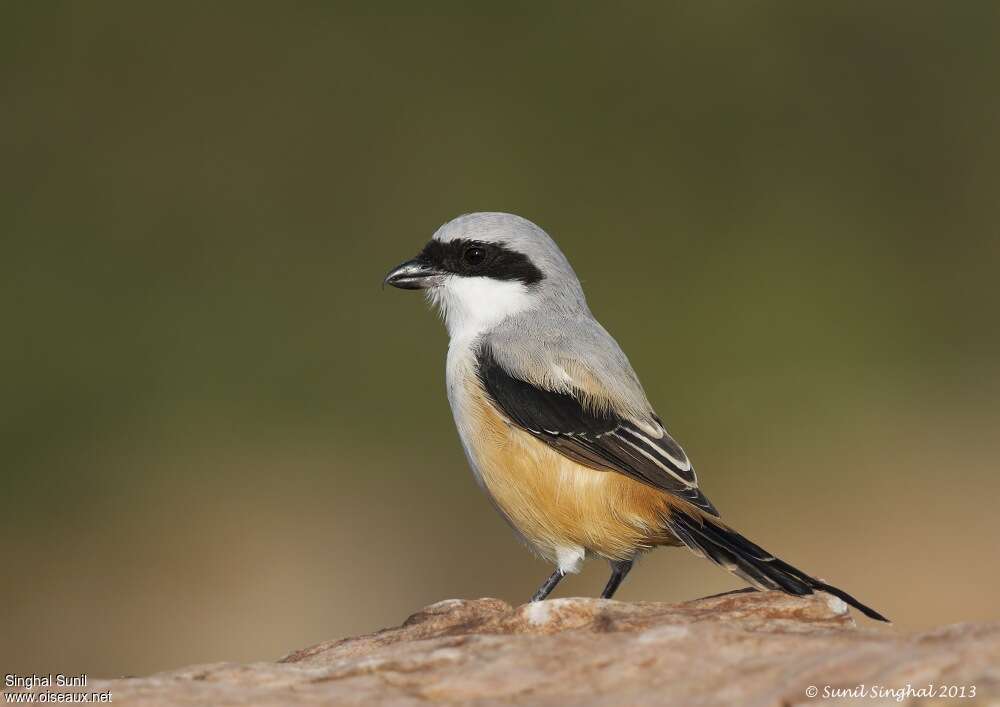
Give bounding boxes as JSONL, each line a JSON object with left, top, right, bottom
{"left": 476, "top": 346, "right": 719, "bottom": 516}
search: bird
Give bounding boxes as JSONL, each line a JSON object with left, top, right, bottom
{"left": 383, "top": 212, "right": 888, "bottom": 622}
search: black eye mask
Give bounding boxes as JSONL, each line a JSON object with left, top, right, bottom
{"left": 416, "top": 239, "right": 545, "bottom": 286}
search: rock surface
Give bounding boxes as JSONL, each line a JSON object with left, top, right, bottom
{"left": 8, "top": 592, "right": 1000, "bottom": 705}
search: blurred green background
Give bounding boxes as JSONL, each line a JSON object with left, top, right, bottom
{"left": 3, "top": 2, "right": 999, "bottom": 678}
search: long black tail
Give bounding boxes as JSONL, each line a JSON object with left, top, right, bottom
{"left": 666, "top": 508, "right": 889, "bottom": 622}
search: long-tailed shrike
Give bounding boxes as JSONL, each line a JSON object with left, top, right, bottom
{"left": 384, "top": 212, "right": 887, "bottom": 621}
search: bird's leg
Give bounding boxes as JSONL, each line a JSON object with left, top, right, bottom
{"left": 600, "top": 559, "right": 634, "bottom": 599}
{"left": 530, "top": 569, "right": 565, "bottom": 602}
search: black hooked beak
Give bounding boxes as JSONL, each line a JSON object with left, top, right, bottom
{"left": 383, "top": 258, "right": 444, "bottom": 290}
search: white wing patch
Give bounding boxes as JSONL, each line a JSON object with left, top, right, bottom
{"left": 548, "top": 363, "right": 698, "bottom": 487}
{"left": 478, "top": 346, "right": 715, "bottom": 513}
{"left": 611, "top": 430, "right": 696, "bottom": 488}
{"left": 615, "top": 425, "right": 692, "bottom": 472}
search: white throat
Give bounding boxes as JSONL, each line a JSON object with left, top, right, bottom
{"left": 429, "top": 276, "right": 534, "bottom": 341}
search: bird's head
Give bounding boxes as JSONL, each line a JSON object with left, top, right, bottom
{"left": 384, "top": 213, "right": 585, "bottom": 338}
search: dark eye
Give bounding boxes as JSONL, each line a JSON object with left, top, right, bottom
{"left": 463, "top": 245, "right": 487, "bottom": 266}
